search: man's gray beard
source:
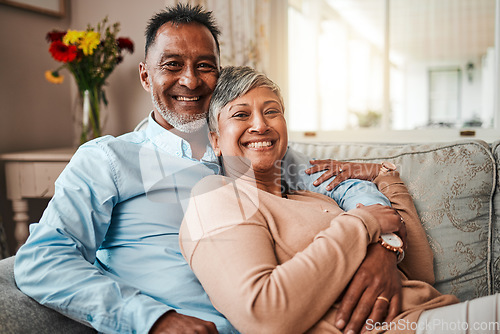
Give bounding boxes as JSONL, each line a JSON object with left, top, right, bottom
{"left": 150, "top": 86, "right": 207, "bottom": 133}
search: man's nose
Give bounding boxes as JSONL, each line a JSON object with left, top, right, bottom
{"left": 178, "top": 66, "right": 201, "bottom": 90}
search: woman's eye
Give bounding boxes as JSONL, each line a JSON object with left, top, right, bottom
{"left": 265, "top": 109, "right": 281, "bottom": 115}
{"left": 232, "top": 112, "right": 249, "bottom": 118}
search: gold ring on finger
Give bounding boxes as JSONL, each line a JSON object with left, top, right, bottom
{"left": 376, "top": 296, "right": 390, "bottom": 304}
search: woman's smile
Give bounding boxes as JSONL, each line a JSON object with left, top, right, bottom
{"left": 242, "top": 139, "right": 275, "bottom": 149}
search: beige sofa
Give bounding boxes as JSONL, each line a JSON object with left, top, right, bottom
{"left": 0, "top": 139, "right": 498, "bottom": 332}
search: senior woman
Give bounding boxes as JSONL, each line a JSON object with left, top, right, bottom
{"left": 179, "top": 66, "right": 483, "bottom": 333}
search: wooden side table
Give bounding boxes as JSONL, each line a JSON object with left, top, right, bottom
{"left": 0, "top": 148, "right": 75, "bottom": 250}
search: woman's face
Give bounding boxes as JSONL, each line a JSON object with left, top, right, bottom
{"left": 210, "top": 87, "right": 288, "bottom": 174}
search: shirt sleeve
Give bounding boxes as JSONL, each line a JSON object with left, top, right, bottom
{"left": 180, "top": 175, "right": 382, "bottom": 334}
{"left": 14, "top": 139, "right": 170, "bottom": 334}
{"left": 282, "top": 147, "right": 391, "bottom": 210}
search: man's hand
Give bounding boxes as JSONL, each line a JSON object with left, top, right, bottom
{"left": 305, "top": 160, "right": 381, "bottom": 191}
{"left": 335, "top": 244, "right": 402, "bottom": 334}
{"left": 150, "top": 311, "right": 219, "bottom": 334}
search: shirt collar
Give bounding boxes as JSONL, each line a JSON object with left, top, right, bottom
{"left": 145, "top": 112, "right": 219, "bottom": 165}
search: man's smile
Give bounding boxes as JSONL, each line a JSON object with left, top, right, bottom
{"left": 174, "top": 96, "right": 202, "bottom": 101}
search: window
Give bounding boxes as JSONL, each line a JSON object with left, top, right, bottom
{"left": 285, "top": 0, "right": 499, "bottom": 142}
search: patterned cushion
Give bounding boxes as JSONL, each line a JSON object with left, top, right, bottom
{"left": 492, "top": 140, "right": 500, "bottom": 294}
{"left": 289, "top": 140, "right": 496, "bottom": 301}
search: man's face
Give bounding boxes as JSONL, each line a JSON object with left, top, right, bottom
{"left": 139, "top": 22, "right": 220, "bottom": 132}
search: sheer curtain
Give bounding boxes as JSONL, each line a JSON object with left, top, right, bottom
{"left": 167, "top": 0, "right": 272, "bottom": 74}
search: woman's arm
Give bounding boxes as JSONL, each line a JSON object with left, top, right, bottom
{"left": 306, "top": 160, "right": 435, "bottom": 283}
{"left": 373, "top": 169, "right": 435, "bottom": 284}
{"left": 180, "top": 176, "right": 388, "bottom": 334}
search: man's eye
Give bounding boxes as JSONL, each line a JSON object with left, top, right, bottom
{"left": 162, "top": 62, "right": 182, "bottom": 71}
{"left": 198, "top": 63, "right": 217, "bottom": 72}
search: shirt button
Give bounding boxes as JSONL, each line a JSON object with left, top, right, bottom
{"left": 87, "top": 314, "right": 93, "bottom": 322}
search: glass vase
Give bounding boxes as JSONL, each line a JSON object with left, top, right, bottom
{"left": 80, "top": 87, "right": 104, "bottom": 145}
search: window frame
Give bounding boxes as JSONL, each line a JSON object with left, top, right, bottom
{"left": 269, "top": 0, "right": 500, "bottom": 143}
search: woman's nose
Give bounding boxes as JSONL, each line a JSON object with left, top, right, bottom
{"left": 178, "top": 66, "right": 201, "bottom": 90}
{"left": 248, "top": 114, "right": 269, "bottom": 133}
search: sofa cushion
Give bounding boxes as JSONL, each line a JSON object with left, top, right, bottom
{"left": 289, "top": 139, "right": 495, "bottom": 302}
{"left": 492, "top": 140, "right": 500, "bottom": 294}
{"left": 0, "top": 256, "right": 96, "bottom": 334}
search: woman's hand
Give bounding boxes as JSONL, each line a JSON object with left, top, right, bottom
{"left": 355, "top": 203, "right": 404, "bottom": 235}
{"left": 305, "top": 160, "right": 381, "bottom": 191}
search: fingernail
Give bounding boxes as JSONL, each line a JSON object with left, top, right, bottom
{"left": 313, "top": 181, "right": 318, "bottom": 186}
{"left": 346, "top": 330, "right": 355, "bottom": 334}
{"left": 326, "top": 186, "right": 331, "bottom": 191}
{"left": 335, "top": 320, "right": 345, "bottom": 329}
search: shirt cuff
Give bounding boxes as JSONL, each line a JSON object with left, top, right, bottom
{"left": 118, "top": 294, "right": 172, "bottom": 334}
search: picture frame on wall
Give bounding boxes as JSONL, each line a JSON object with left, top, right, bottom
{"left": 0, "top": 0, "right": 65, "bottom": 17}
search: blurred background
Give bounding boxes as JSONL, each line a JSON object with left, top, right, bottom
{"left": 0, "top": 0, "right": 498, "bottom": 254}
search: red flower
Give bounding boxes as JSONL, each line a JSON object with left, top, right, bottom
{"left": 49, "top": 41, "right": 78, "bottom": 62}
{"left": 117, "top": 37, "right": 134, "bottom": 53}
{"left": 46, "top": 30, "right": 66, "bottom": 42}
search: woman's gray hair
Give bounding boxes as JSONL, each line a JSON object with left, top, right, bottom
{"left": 208, "top": 66, "right": 284, "bottom": 134}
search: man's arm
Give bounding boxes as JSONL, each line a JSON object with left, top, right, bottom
{"left": 282, "top": 148, "right": 390, "bottom": 210}
{"left": 334, "top": 244, "right": 402, "bottom": 334}
{"left": 14, "top": 141, "right": 170, "bottom": 334}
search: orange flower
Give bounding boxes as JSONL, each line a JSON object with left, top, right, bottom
{"left": 45, "top": 70, "right": 64, "bottom": 84}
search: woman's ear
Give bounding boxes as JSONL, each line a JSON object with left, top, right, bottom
{"left": 139, "top": 62, "right": 150, "bottom": 92}
{"left": 209, "top": 131, "right": 221, "bottom": 156}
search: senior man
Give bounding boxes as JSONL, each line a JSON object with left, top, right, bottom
{"left": 14, "top": 4, "right": 401, "bottom": 334}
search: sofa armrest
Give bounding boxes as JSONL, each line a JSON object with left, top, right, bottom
{"left": 0, "top": 256, "right": 96, "bottom": 334}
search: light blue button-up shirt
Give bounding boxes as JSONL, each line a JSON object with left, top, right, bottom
{"left": 14, "top": 113, "right": 389, "bottom": 334}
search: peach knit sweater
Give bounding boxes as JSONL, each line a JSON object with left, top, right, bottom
{"left": 180, "top": 171, "right": 459, "bottom": 333}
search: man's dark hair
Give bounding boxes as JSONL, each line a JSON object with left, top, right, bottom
{"left": 144, "top": 3, "right": 221, "bottom": 58}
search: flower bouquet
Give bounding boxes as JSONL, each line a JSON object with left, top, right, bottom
{"left": 45, "top": 17, "right": 134, "bottom": 144}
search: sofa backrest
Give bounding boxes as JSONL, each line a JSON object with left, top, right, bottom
{"left": 289, "top": 139, "right": 497, "bottom": 302}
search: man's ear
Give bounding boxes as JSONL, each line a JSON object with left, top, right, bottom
{"left": 209, "top": 131, "right": 221, "bottom": 156}
{"left": 139, "top": 62, "right": 150, "bottom": 92}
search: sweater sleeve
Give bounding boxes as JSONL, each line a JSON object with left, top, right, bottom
{"left": 180, "top": 175, "right": 381, "bottom": 334}
{"left": 373, "top": 171, "right": 435, "bottom": 284}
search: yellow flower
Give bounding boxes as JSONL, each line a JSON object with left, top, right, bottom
{"left": 45, "top": 70, "right": 64, "bottom": 84}
{"left": 63, "top": 30, "right": 85, "bottom": 45}
{"left": 79, "top": 31, "right": 101, "bottom": 56}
